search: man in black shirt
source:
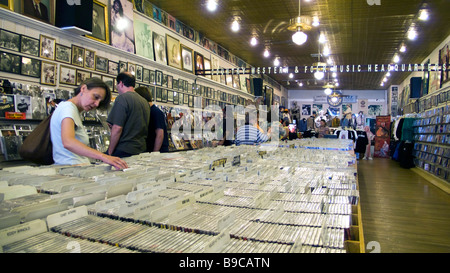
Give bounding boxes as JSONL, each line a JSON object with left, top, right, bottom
{"left": 135, "top": 86, "right": 169, "bottom": 153}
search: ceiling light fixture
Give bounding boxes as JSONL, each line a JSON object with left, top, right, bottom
{"left": 274, "top": 58, "right": 280, "bottom": 67}
{"left": 206, "top": 0, "right": 218, "bottom": 12}
{"left": 288, "top": 0, "right": 311, "bottom": 46}
{"left": 231, "top": 19, "right": 240, "bottom": 32}
{"left": 393, "top": 54, "right": 400, "bottom": 63}
{"left": 289, "top": 73, "right": 294, "bottom": 79}
{"left": 407, "top": 27, "right": 417, "bottom": 40}
{"left": 318, "top": 33, "right": 327, "bottom": 44}
{"left": 263, "top": 48, "right": 270, "bottom": 58}
{"left": 399, "top": 45, "right": 407, "bottom": 52}
{"left": 250, "top": 37, "right": 258, "bottom": 46}
{"left": 324, "top": 88, "right": 332, "bottom": 95}
{"left": 312, "top": 16, "right": 320, "bottom": 27}
{"left": 419, "top": 9, "right": 429, "bottom": 21}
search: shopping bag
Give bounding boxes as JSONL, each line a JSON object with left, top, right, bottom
{"left": 19, "top": 114, "right": 54, "bottom": 165}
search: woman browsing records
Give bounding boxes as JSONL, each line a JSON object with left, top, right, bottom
{"left": 50, "top": 78, "right": 128, "bottom": 170}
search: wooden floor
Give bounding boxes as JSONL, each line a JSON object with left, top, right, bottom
{"left": 357, "top": 158, "right": 450, "bottom": 253}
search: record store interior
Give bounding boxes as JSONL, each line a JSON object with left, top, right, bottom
{"left": 0, "top": 0, "right": 449, "bottom": 255}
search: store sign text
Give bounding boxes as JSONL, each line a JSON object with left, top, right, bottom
{"left": 203, "top": 63, "right": 447, "bottom": 76}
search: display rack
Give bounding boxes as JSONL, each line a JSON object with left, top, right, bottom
{"left": 0, "top": 140, "right": 365, "bottom": 253}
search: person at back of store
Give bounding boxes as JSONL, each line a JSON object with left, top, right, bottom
{"left": 134, "top": 86, "right": 169, "bottom": 153}
{"left": 106, "top": 72, "right": 150, "bottom": 157}
{"left": 235, "top": 112, "right": 269, "bottom": 146}
{"left": 317, "top": 119, "right": 330, "bottom": 138}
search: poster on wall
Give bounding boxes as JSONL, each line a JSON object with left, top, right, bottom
{"left": 368, "top": 105, "right": 382, "bottom": 116}
{"left": 301, "top": 104, "right": 311, "bottom": 116}
{"left": 134, "top": 18, "right": 154, "bottom": 60}
{"left": 21, "top": 0, "right": 54, "bottom": 25}
{"left": 374, "top": 115, "right": 391, "bottom": 158}
{"left": 110, "top": 0, "right": 135, "bottom": 54}
{"left": 358, "top": 99, "right": 368, "bottom": 115}
{"left": 439, "top": 42, "right": 449, "bottom": 88}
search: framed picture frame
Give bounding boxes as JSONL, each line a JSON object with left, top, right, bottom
{"left": 161, "top": 88, "right": 168, "bottom": 103}
{"left": 110, "top": 0, "right": 135, "bottom": 53}
{"left": 149, "top": 86, "right": 155, "bottom": 101}
{"left": 163, "top": 74, "right": 168, "bottom": 88}
{"left": 39, "top": 35, "right": 55, "bottom": 60}
{"left": 40, "top": 61, "right": 57, "bottom": 86}
{"left": 136, "top": 65, "right": 143, "bottom": 82}
{"left": 59, "top": 65, "right": 76, "bottom": 85}
{"left": 20, "top": 35, "right": 39, "bottom": 56}
{"left": 119, "top": 61, "right": 128, "bottom": 73}
{"left": 156, "top": 87, "right": 162, "bottom": 102}
{"left": 108, "top": 60, "right": 119, "bottom": 76}
{"left": 173, "top": 92, "right": 179, "bottom": 105}
{"left": 0, "top": 0, "right": 13, "bottom": 11}
{"left": 21, "top": 0, "right": 54, "bottom": 24}
{"left": 167, "top": 90, "right": 173, "bottom": 103}
{"left": 155, "top": 70, "right": 163, "bottom": 86}
{"left": 203, "top": 57, "right": 211, "bottom": 79}
{"left": 194, "top": 52, "right": 204, "bottom": 76}
{"left": 134, "top": 17, "right": 154, "bottom": 61}
{"left": 166, "top": 34, "right": 182, "bottom": 69}
{"left": 188, "top": 95, "right": 194, "bottom": 107}
{"left": 102, "top": 75, "right": 115, "bottom": 93}
{"left": 181, "top": 45, "right": 193, "bottom": 73}
{"left": 153, "top": 32, "right": 167, "bottom": 65}
{"left": 183, "top": 93, "right": 189, "bottom": 105}
{"left": 149, "top": 70, "right": 156, "bottom": 84}
{"left": 55, "top": 44, "right": 71, "bottom": 64}
{"left": 95, "top": 55, "right": 108, "bottom": 73}
{"left": 85, "top": 0, "right": 109, "bottom": 45}
{"left": 84, "top": 49, "right": 96, "bottom": 70}
{"left": 167, "top": 76, "right": 172, "bottom": 90}
{"left": 21, "top": 56, "right": 41, "bottom": 78}
{"left": 143, "top": 68, "right": 150, "bottom": 83}
{"left": 76, "top": 70, "right": 91, "bottom": 86}
{"left": 127, "top": 62, "right": 136, "bottom": 75}
{"left": 71, "top": 45, "right": 85, "bottom": 67}
{"left": 0, "top": 51, "right": 21, "bottom": 74}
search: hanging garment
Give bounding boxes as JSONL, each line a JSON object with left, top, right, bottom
{"left": 299, "top": 119, "right": 307, "bottom": 132}
{"left": 401, "top": 118, "right": 416, "bottom": 142}
{"left": 332, "top": 117, "right": 340, "bottom": 127}
{"left": 355, "top": 130, "right": 368, "bottom": 153}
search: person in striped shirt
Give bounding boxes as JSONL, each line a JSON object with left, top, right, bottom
{"left": 235, "top": 112, "right": 269, "bottom": 146}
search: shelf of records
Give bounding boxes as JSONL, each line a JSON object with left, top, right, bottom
{"left": 0, "top": 26, "right": 255, "bottom": 103}
{"left": 0, "top": 140, "right": 364, "bottom": 253}
{"left": 401, "top": 88, "right": 450, "bottom": 115}
{"left": 412, "top": 105, "right": 450, "bottom": 182}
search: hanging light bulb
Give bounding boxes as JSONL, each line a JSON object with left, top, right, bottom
{"left": 314, "top": 71, "right": 324, "bottom": 80}
{"left": 292, "top": 27, "right": 307, "bottom": 45}
{"left": 206, "top": 0, "right": 218, "bottom": 12}
{"left": 312, "top": 16, "right": 320, "bottom": 27}
{"left": 274, "top": 58, "right": 280, "bottom": 67}
{"left": 250, "top": 37, "right": 258, "bottom": 46}
{"left": 323, "top": 45, "right": 330, "bottom": 56}
{"left": 399, "top": 45, "right": 407, "bottom": 52}
{"left": 231, "top": 19, "right": 240, "bottom": 32}
{"left": 289, "top": 73, "right": 294, "bottom": 79}
{"left": 324, "top": 88, "right": 332, "bottom": 95}
{"left": 393, "top": 54, "right": 400, "bottom": 63}
{"left": 318, "top": 33, "right": 326, "bottom": 44}
{"left": 263, "top": 49, "right": 270, "bottom": 58}
{"left": 407, "top": 28, "right": 417, "bottom": 40}
{"left": 419, "top": 9, "right": 429, "bottom": 21}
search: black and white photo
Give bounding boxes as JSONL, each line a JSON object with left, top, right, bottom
{"left": 55, "top": 44, "right": 71, "bottom": 64}
{"left": 21, "top": 56, "right": 40, "bottom": 78}
{"left": 39, "top": 35, "right": 55, "bottom": 60}
{"left": 0, "top": 29, "right": 20, "bottom": 52}
{"left": 20, "top": 35, "right": 39, "bottom": 56}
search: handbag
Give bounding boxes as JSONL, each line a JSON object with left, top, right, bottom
{"left": 19, "top": 114, "right": 54, "bottom": 165}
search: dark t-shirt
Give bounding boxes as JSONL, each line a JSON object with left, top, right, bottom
{"left": 147, "top": 104, "right": 169, "bottom": 152}
{"left": 107, "top": 91, "right": 150, "bottom": 155}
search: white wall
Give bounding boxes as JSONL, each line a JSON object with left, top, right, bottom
{"left": 288, "top": 89, "right": 387, "bottom": 120}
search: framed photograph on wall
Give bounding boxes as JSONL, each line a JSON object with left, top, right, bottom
{"left": 156, "top": 87, "right": 162, "bottom": 102}
{"left": 0, "top": 51, "right": 20, "bottom": 74}
{"left": 155, "top": 70, "right": 163, "bottom": 86}
{"left": 127, "top": 62, "right": 136, "bottom": 75}
{"left": 181, "top": 45, "right": 193, "bottom": 73}
{"left": 76, "top": 70, "right": 91, "bottom": 86}
{"left": 153, "top": 31, "right": 167, "bottom": 65}
{"left": 95, "top": 56, "right": 108, "bottom": 73}
{"left": 143, "top": 68, "right": 150, "bottom": 83}
{"left": 203, "top": 58, "right": 211, "bottom": 79}
{"left": 21, "top": 57, "right": 40, "bottom": 78}
{"left": 134, "top": 17, "right": 154, "bottom": 61}
{"left": 194, "top": 52, "right": 204, "bottom": 76}
{"left": 0, "top": 0, "right": 13, "bottom": 11}
{"left": 161, "top": 88, "right": 167, "bottom": 103}
{"left": 149, "top": 70, "right": 156, "bottom": 84}
{"left": 86, "top": 0, "right": 109, "bottom": 45}
{"left": 166, "top": 34, "right": 182, "bottom": 69}
{"left": 39, "top": 35, "right": 55, "bottom": 60}
{"left": 59, "top": 65, "right": 76, "bottom": 85}
{"left": 110, "top": 0, "right": 135, "bottom": 53}
{"left": 71, "top": 45, "right": 85, "bottom": 67}
{"left": 119, "top": 61, "right": 127, "bottom": 73}
{"left": 41, "top": 61, "right": 56, "bottom": 86}
{"left": 84, "top": 49, "right": 96, "bottom": 70}
{"left": 21, "top": 0, "right": 54, "bottom": 24}
{"left": 55, "top": 44, "right": 71, "bottom": 64}
{"left": 108, "top": 60, "right": 118, "bottom": 75}
{"left": 20, "top": 35, "right": 39, "bottom": 56}
{"left": 102, "top": 75, "right": 115, "bottom": 93}
{"left": 135, "top": 65, "right": 143, "bottom": 82}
